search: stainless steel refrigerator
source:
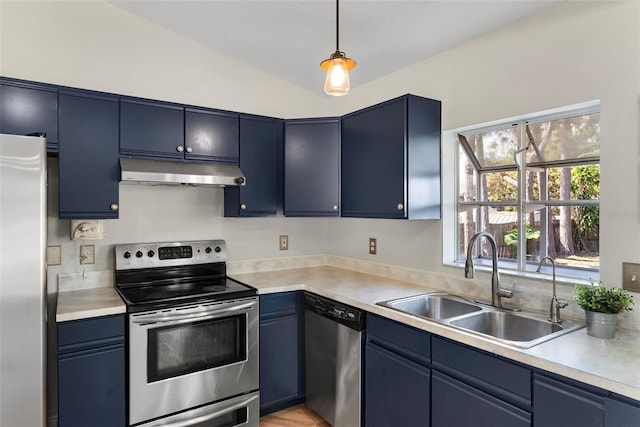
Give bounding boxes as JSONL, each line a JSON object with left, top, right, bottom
{"left": 0, "top": 134, "right": 47, "bottom": 427}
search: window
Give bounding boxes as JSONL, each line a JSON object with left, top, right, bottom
{"left": 455, "top": 105, "right": 600, "bottom": 279}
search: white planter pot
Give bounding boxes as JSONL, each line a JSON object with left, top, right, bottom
{"left": 584, "top": 310, "right": 618, "bottom": 339}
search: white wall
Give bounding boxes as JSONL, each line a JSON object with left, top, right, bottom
{"left": 327, "top": 1, "right": 640, "bottom": 288}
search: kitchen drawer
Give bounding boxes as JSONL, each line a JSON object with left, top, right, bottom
{"left": 367, "top": 314, "right": 430, "bottom": 366}
{"left": 432, "top": 370, "right": 531, "bottom": 427}
{"left": 534, "top": 372, "right": 605, "bottom": 427}
{"left": 260, "top": 292, "right": 298, "bottom": 319}
{"left": 432, "top": 336, "right": 531, "bottom": 408}
{"left": 58, "top": 314, "right": 124, "bottom": 351}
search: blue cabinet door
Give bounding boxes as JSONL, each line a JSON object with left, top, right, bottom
{"left": 284, "top": 118, "right": 340, "bottom": 216}
{"left": 365, "top": 341, "right": 430, "bottom": 427}
{"left": 341, "top": 95, "right": 441, "bottom": 219}
{"left": 58, "top": 90, "right": 120, "bottom": 219}
{"left": 225, "top": 115, "right": 282, "bottom": 217}
{"left": 432, "top": 371, "right": 531, "bottom": 427}
{"left": 58, "top": 345, "right": 125, "bottom": 427}
{"left": 58, "top": 315, "right": 125, "bottom": 427}
{"left": 605, "top": 395, "right": 640, "bottom": 427}
{"left": 0, "top": 78, "right": 59, "bottom": 152}
{"left": 533, "top": 373, "right": 605, "bottom": 427}
{"left": 259, "top": 292, "right": 304, "bottom": 415}
{"left": 185, "top": 107, "right": 239, "bottom": 162}
{"left": 341, "top": 97, "right": 405, "bottom": 218}
{"left": 120, "top": 98, "right": 185, "bottom": 159}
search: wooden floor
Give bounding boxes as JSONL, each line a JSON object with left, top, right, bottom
{"left": 260, "top": 404, "right": 331, "bottom": 427}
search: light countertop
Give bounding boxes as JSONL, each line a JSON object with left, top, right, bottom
{"left": 231, "top": 266, "right": 640, "bottom": 401}
{"left": 55, "top": 264, "right": 640, "bottom": 400}
{"left": 56, "top": 286, "right": 126, "bottom": 322}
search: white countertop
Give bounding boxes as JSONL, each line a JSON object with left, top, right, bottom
{"left": 55, "top": 263, "right": 640, "bottom": 400}
{"left": 231, "top": 266, "right": 640, "bottom": 401}
{"left": 56, "top": 286, "right": 126, "bottom": 322}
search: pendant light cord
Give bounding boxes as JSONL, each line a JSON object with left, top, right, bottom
{"left": 336, "top": 0, "right": 340, "bottom": 52}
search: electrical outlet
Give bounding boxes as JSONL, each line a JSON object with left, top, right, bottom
{"left": 279, "top": 235, "right": 289, "bottom": 251}
{"left": 369, "top": 238, "right": 377, "bottom": 255}
{"left": 622, "top": 262, "right": 640, "bottom": 292}
{"left": 80, "top": 245, "right": 95, "bottom": 265}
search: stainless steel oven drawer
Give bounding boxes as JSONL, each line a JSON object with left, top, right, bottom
{"left": 137, "top": 391, "right": 259, "bottom": 427}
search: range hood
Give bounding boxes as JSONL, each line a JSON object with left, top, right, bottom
{"left": 120, "top": 158, "right": 246, "bottom": 187}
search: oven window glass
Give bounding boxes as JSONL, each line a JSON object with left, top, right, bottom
{"left": 147, "top": 314, "right": 247, "bottom": 382}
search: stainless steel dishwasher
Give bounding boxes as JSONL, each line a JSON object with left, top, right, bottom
{"left": 304, "top": 292, "right": 366, "bottom": 427}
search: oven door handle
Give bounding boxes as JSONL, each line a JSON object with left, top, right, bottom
{"left": 147, "top": 394, "right": 259, "bottom": 427}
{"left": 132, "top": 301, "right": 256, "bottom": 324}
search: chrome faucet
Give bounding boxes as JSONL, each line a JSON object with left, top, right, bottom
{"left": 465, "top": 232, "right": 517, "bottom": 309}
{"left": 536, "top": 256, "right": 568, "bottom": 324}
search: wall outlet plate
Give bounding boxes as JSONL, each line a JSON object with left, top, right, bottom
{"left": 369, "top": 238, "right": 377, "bottom": 255}
{"left": 279, "top": 235, "right": 289, "bottom": 251}
{"left": 80, "top": 245, "right": 95, "bottom": 265}
{"left": 622, "top": 262, "right": 640, "bottom": 292}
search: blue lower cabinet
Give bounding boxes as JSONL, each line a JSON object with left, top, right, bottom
{"left": 605, "top": 395, "right": 640, "bottom": 427}
{"left": 259, "top": 292, "right": 304, "bottom": 415}
{"left": 57, "top": 315, "right": 125, "bottom": 427}
{"left": 365, "top": 341, "right": 430, "bottom": 427}
{"left": 432, "top": 370, "right": 531, "bottom": 427}
{"left": 364, "top": 314, "right": 431, "bottom": 427}
{"left": 533, "top": 373, "right": 606, "bottom": 427}
{"left": 58, "top": 345, "right": 125, "bottom": 427}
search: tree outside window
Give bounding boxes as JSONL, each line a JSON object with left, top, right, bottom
{"left": 456, "top": 108, "right": 600, "bottom": 279}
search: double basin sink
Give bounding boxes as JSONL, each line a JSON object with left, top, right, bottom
{"left": 377, "top": 292, "right": 584, "bottom": 349}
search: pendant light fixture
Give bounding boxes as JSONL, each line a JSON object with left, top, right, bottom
{"left": 320, "top": 0, "right": 356, "bottom": 96}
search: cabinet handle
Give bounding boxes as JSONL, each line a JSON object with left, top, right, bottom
{"left": 397, "top": 203, "right": 404, "bottom": 211}
{"left": 332, "top": 204, "right": 339, "bottom": 211}
{"left": 176, "top": 145, "right": 184, "bottom": 152}
{"left": 240, "top": 203, "right": 247, "bottom": 210}
{"left": 186, "top": 146, "right": 193, "bottom": 153}
{"left": 110, "top": 203, "right": 119, "bottom": 211}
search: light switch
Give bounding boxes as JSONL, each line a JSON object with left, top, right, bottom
{"left": 622, "top": 262, "right": 640, "bottom": 292}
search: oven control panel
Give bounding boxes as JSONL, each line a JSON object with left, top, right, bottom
{"left": 115, "top": 240, "right": 227, "bottom": 270}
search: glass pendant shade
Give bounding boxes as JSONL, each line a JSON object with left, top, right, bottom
{"left": 321, "top": 52, "right": 356, "bottom": 96}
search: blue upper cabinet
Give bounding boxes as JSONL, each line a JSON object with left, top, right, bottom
{"left": 120, "top": 98, "right": 185, "bottom": 159}
{"left": 58, "top": 90, "right": 120, "bottom": 219}
{"left": 341, "top": 94, "right": 441, "bottom": 219}
{"left": 225, "top": 114, "right": 283, "bottom": 217}
{"left": 284, "top": 118, "right": 340, "bottom": 216}
{"left": 184, "top": 107, "right": 239, "bottom": 162}
{"left": 0, "top": 78, "right": 59, "bottom": 152}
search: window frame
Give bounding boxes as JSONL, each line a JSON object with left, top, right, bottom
{"left": 449, "top": 101, "right": 601, "bottom": 281}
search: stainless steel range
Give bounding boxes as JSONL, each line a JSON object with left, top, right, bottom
{"left": 115, "top": 240, "right": 259, "bottom": 427}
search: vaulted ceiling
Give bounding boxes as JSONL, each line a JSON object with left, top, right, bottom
{"left": 112, "top": 1, "right": 559, "bottom": 96}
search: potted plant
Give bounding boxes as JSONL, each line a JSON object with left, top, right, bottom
{"left": 574, "top": 281, "right": 634, "bottom": 339}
